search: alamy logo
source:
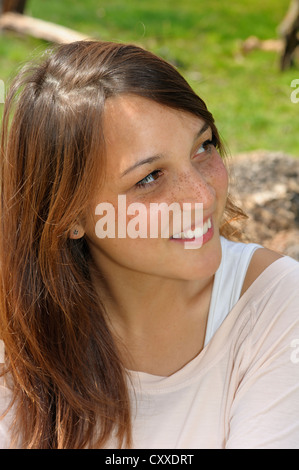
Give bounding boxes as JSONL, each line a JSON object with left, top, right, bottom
{"left": 94, "top": 195, "right": 206, "bottom": 249}
{"left": 290, "top": 79, "right": 299, "bottom": 104}
{"left": 0, "top": 80, "right": 4, "bottom": 104}
{"left": 290, "top": 339, "right": 299, "bottom": 364}
{"left": 0, "top": 340, "right": 4, "bottom": 363}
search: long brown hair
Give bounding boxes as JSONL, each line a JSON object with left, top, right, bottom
{"left": 0, "top": 40, "right": 246, "bottom": 448}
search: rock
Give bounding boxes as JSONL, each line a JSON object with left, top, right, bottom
{"left": 228, "top": 150, "right": 299, "bottom": 260}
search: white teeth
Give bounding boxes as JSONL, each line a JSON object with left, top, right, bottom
{"left": 186, "top": 229, "right": 194, "bottom": 239}
{"left": 194, "top": 227, "right": 203, "bottom": 238}
{"left": 172, "top": 218, "right": 212, "bottom": 239}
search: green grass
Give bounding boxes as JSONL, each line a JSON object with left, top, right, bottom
{"left": 0, "top": 0, "right": 298, "bottom": 156}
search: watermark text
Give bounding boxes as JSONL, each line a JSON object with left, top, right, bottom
{"left": 94, "top": 195, "right": 205, "bottom": 250}
{"left": 290, "top": 79, "right": 299, "bottom": 103}
{"left": 290, "top": 339, "right": 299, "bottom": 364}
{"left": 0, "top": 340, "right": 4, "bottom": 363}
{"left": 0, "top": 80, "right": 5, "bottom": 104}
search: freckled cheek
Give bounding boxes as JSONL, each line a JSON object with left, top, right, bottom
{"left": 208, "top": 155, "right": 229, "bottom": 197}
{"left": 218, "top": 163, "right": 229, "bottom": 195}
{"left": 210, "top": 159, "right": 229, "bottom": 227}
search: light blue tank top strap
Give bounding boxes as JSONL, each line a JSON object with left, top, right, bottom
{"left": 204, "top": 236, "right": 262, "bottom": 346}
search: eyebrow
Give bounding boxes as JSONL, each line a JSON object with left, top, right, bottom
{"left": 120, "top": 122, "right": 210, "bottom": 178}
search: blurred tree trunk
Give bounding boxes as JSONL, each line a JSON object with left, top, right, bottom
{"left": 0, "top": 6, "right": 90, "bottom": 44}
{"left": 0, "top": 0, "right": 27, "bottom": 14}
{"left": 279, "top": 0, "right": 299, "bottom": 70}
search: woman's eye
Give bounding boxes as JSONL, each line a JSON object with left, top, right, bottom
{"left": 194, "top": 138, "right": 217, "bottom": 157}
{"left": 135, "top": 169, "right": 162, "bottom": 189}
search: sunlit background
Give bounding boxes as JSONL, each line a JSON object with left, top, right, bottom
{"left": 0, "top": 0, "right": 298, "bottom": 156}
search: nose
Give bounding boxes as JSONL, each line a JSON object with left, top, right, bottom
{"left": 171, "top": 167, "right": 216, "bottom": 209}
{"left": 158, "top": 168, "right": 215, "bottom": 238}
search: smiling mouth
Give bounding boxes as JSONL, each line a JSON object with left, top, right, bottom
{"left": 170, "top": 217, "right": 212, "bottom": 240}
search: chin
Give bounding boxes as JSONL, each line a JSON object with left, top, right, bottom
{"left": 168, "top": 238, "right": 223, "bottom": 282}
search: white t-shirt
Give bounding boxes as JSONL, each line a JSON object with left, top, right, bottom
{"left": 1, "top": 238, "right": 299, "bottom": 448}
{"left": 204, "top": 237, "right": 261, "bottom": 345}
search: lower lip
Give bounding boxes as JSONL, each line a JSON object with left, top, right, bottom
{"left": 169, "top": 220, "right": 214, "bottom": 247}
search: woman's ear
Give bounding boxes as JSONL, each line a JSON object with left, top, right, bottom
{"left": 69, "top": 224, "right": 85, "bottom": 239}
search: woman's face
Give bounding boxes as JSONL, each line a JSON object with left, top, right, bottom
{"left": 83, "top": 94, "right": 228, "bottom": 282}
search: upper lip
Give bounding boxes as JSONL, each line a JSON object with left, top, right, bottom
{"left": 170, "top": 216, "right": 212, "bottom": 239}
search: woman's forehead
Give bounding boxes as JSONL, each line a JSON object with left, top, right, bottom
{"left": 102, "top": 94, "right": 207, "bottom": 164}
{"left": 101, "top": 96, "right": 210, "bottom": 188}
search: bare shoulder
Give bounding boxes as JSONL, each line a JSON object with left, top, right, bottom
{"left": 241, "top": 247, "right": 283, "bottom": 296}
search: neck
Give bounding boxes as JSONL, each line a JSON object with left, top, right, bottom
{"left": 92, "top": 258, "right": 211, "bottom": 325}
{"left": 90, "top": 258, "right": 214, "bottom": 375}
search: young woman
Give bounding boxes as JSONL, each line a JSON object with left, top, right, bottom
{"left": 0, "top": 41, "right": 298, "bottom": 449}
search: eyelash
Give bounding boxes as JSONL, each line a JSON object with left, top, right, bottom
{"left": 194, "top": 137, "right": 217, "bottom": 156}
{"left": 135, "top": 169, "right": 163, "bottom": 189}
{"left": 135, "top": 137, "right": 217, "bottom": 189}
